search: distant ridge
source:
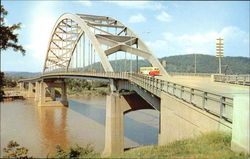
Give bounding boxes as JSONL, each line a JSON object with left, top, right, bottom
{"left": 4, "top": 71, "right": 41, "bottom": 78}
{"left": 160, "top": 54, "right": 250, "bottom": 74}
{"left": 3, "top": 54, "right": 250, "bottom": 77}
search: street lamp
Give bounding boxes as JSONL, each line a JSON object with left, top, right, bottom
{"left": 216, "top": 38, "right": 224, "bottom": 74}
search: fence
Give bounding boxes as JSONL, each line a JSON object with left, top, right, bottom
{"left": 213, "top": 74, "right": 250, "bottom": 86}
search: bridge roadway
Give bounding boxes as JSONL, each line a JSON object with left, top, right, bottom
{"left": 157, "top": 75, "right": 249, "bottom": 97}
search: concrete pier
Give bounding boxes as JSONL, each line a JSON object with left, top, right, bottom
{"left": 102, "top": 94, "right": 125, "bottom": 156}
{"left": 35, "top": 81, "right": 40, "bottom": 102}
{"left": 37, "top": 80, "right": 68, "bottom": 107}
{"left": 27, "top": 82, "right": 35, "bottom": 98}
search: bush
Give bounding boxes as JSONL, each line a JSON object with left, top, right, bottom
{"left": 54, "top": 144, "right": 98, "bottom": 158}
{"left": 3, "top": 140, "right": 32, "bottom": 158}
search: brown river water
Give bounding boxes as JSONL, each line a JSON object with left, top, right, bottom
{"left": 1, "top": 96, "right": 159, "bottom": 157}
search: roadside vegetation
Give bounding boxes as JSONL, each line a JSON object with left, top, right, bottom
{"left": 3, "top": 132, "right": 248, "bottom": 158}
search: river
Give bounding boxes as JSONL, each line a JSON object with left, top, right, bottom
{"left": 1, "top": 95, "right": 159, "bottom": 157}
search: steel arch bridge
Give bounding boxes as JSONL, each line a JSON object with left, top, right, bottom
{"left": 43, "top": 13, "right": 168, "bottom": 75}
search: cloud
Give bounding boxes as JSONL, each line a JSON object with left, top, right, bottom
{"left": 146, "top": 26, "right": 249, "bottom": 57}
{"left": 108, "top": 1, "right": 164, "bottom": 10}
{"left": 128, "top": 14, "right": 146, "bottom": 23}
{"left": 25, "top": 2, "right": 57, "bottom": 61}
{"left": 156, "top": 11, "right": 172, "bottom": 22}
{"left": 76, "top": 1, "right": 92, "bottom": 7}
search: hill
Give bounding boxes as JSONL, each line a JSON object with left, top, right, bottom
{"left": 3, "top": 54, "right": 249, "bottom": 77}
{"left": 4, "top": 71, "right": 41, "bottom": 79}
{"left": 160, "top": 54, "right": 250, "bottom": 74}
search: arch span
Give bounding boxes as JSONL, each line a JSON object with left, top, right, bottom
{"left": 43, "top": 13, "right": 168, "bottom": 75}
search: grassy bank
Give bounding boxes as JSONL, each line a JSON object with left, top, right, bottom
{"left": 3, "top": 131, "right": 248, "bottom": 158}
{"left": 108, "top": 132, "right": 248, "bottom": 159}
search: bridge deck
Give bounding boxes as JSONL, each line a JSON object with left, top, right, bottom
{"left": 157, "top": 75, "right": 249, "bottom": 98}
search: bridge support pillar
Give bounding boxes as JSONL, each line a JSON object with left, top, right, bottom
{"left": 38, "top": 82, "right": 46, "bottom": 106}
{"left": 231, "top": 94, "right": 249, "bottom": 154}
{"left": 19, "top": 82, "right": 24, "bottom": 90}
{"left": 49, "top": 87, "right": 56, "bottom": 101}
{"left": 34, "top": 82, "right": 40, "bottom": 102}
{"left": 60, "top": 81, "right": 68, "bottom": 106}
{"left": 27, "top": 82, "right": 35, "bottom": 98}
{"left": 102, "top": 93, "right": 125, "bottom": 157}
{"left": 37, "top": 80, "right": 68, "bottom": 107}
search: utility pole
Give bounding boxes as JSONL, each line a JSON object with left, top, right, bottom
{"left": 216, "top": 38, "right": 224, "bottom": 74}
{"left": 194, "top": 53, "right": 197, "bottom": 74}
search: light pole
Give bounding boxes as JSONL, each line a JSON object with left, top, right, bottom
{"left": 216, "top": 38, "right": 224, "bottom": 74}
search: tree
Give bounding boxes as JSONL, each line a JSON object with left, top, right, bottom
{"left": 0, "top": 5, "right": 25, "bottom": 54}
{"left": 0, "top": 72, "right": 4, "bottom": 101}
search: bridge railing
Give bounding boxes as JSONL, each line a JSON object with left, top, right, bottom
{"left": 42, "top": 70, "right": 233, "bottom": 122}
{"left": 169, "top": 72, "right": 212, "bottom": 77}
{"left": 213, "top": 74, "right": 250, "bottom": 86}
{"left": 128, "top": 73, "right": 233, "bottom": 122}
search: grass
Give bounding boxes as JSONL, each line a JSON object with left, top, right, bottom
{"left": 107, "top": 132, "right": 249, "bottom": 159}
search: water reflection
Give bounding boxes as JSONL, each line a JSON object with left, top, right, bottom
{"left": 36, "top": 106, "right": 69, "bottom": 154}
{"left": 1, "top": 96, "right": 159, "bottom": 158}
{"left": 68, "top": 99, "right": 106, "bottom": 125}
{"left": 68, "top": 98, "right": 159, "bottom": 146}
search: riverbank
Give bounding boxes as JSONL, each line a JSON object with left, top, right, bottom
{"left": 109, "top": 132, "right": 248, "bottom": 159}
{"left": 51, "top": 132, "right": 248, "bottom": 158}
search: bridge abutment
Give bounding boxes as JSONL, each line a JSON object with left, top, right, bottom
{"left": 231, "top": 94, "right": 249, "bottom": 154}
{"left": 158, "top": 92, "right": 231, "bottom": 145}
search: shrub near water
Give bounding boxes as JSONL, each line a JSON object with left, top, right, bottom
{"left": 54, "top": 144, "right": 98, "bottom": 158}
{"left": 3, "top": 140, "right": 32, "bottom": 158}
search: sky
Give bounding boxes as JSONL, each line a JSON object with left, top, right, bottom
{"left": 1, "top": 1, "right": 249, "bottom": 72}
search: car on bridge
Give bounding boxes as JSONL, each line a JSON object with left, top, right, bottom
{"left": 140, "top": 67, "right": 160, "bottom": 77}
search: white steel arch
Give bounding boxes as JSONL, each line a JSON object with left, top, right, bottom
{"left": 43, "top": 13, "right": 168, "bottom": 75}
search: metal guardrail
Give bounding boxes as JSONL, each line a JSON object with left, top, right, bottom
{"left": 21, "top": 70, "right": 233, "bottom": 122}
{"left": 214, "top": 74, "right": 250, "bottom": 86}
{"left": 169, "top": 72, "right": 212, "bottom": 77}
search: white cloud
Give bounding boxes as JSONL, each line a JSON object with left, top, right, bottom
{"left": 108, "top": 1, "right": 164, "bottom": 10}
{"left": 156, "top": 11, "right": 172, "bottom": 22}
{"left": 76, "top": 1, "right": 92, "bottom": 7}
{"left": 146, "top": 26, "right": 249, "bottom": 57}
{"left": 25, "top": 2, "right": 57, "bottom": 62}
{"left": 128, "top": 14, "right": 146, "bottom": 23}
